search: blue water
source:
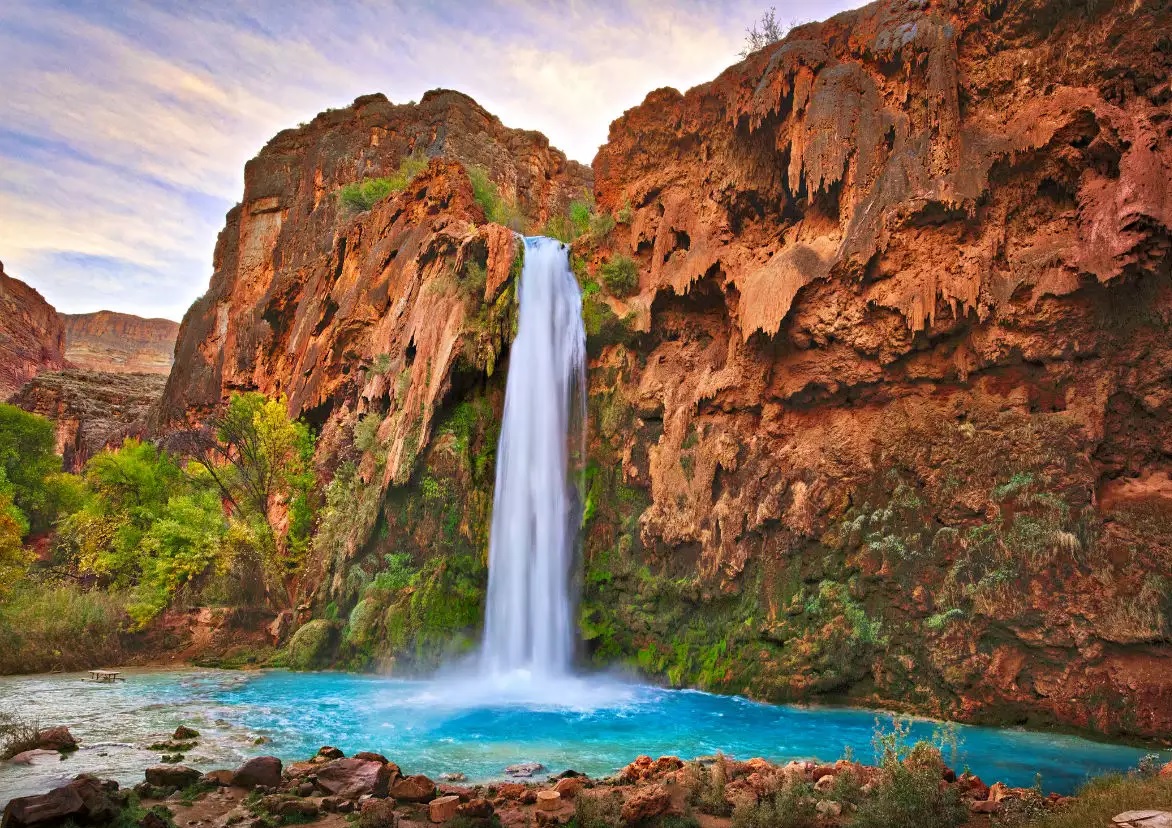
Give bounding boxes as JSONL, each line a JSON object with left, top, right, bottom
{"left": 0, "top": 668, "right": 1160, "bottom": 804}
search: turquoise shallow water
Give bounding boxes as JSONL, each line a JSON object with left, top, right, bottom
{"left": 0, "top": 668, "right": 1161, "bottom": 804}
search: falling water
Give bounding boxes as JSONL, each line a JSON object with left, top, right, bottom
{"left": 480, "top": 236, "right": 586, "bottom": 677}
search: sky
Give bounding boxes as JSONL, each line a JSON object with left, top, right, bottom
{"left": 0, "top": 1, "right": 862, "bottom": 322}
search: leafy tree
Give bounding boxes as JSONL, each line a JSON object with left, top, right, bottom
{"left": 0, "top": 490, "right": 32, "bottom": 599}
{"left": 739, "top": 7, "right": 790, "bottom": 58}
{"left": 0, "top": 404, "right": 65, "bottom": 535}
{"left": 58, "top": 438, "right": 228, "bottom": 628}
{"left": 184, "top": 393, "right": 317, "bottom": 607}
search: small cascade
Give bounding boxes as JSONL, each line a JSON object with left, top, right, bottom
{"left": 480, "top": 236, "right": 586, "bottom": 677}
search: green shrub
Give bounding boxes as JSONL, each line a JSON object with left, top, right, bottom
{"left": 0, "top": 712, "right": 42, "bottom": 759}
{"left": 731, "top": 780, "right": 817, "bottom": 828}
{"left": 338, "top": 152, "right": 428, "bottom": 213}
{"left": 599, "top": 256, "right": 639, "bottom": 296}
{"left": 573, "top": 791, "right": 623, "bottom": 828}
{"left": 616, "top": 200, "right": 633, "bottom": 224}
{"left": 467, "top": 166, "right": 523, "bottom": 229}
{"left": 283, "top": 619, "right": 336, "bottom": 670}
{"left": 1011, "top": 773, "right": 1172, "bottom": 828}
{"left": 687, "top": 758, "right": 732, "bottom": 816}
{"left": 852, "top": 762, "right": 966, "bottom": 828}
{"left": 0, "top": 583, "right": 126, "bottom": 674}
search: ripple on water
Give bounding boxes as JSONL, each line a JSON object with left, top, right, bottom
{"left": 0, "top": 668, "right": 1163, "bottom": 805}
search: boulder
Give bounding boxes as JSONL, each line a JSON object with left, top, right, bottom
{"left": 357, "top": 798, "right": 395, "bottom": 827}
{"left": 171, "top": 726, "right": 199, "bottom": 741}
{"left": 317, "top": 758, "right": 395, "bottom": 799}
{"left": 618, "top": 756, "right": 682, "bottom": 784}
{"left": 456, "top": 799, "right": 494, "bottom": 820}
{"left": 1113, "top": 812, "right": 1172, "bottom": 828}
{"left": 429, "top": 795, "right": 460, "bottom": 823}
{"left": 504, "top": 762, "right": 544, "bottom": 778}
{"left": 535, "top": 791, "right": 561, "bottom": 813}
{"left": 317, "top": 746, "right": 345, "bottom": 760}
{"left": 1, "top": 776, "right": 117, "bottom": 828}
{"left": 36, "top": 727, "right": 78, "bottom": 753}
{"left": 231, "top": 757, "right": 283, "bottom": 789}
{"left": 970, "top": 800, "right": 1001, "bottom": 814}
{"left": 6, "top": 750, "right": 60, "bottom": 765}
{"left": 816, "top": 800, "right": 842, "bottom": 818}
{"left": 353, "top": 752, "right": 391, "bottom": 765}
{"left": 619, "top": 785, "right": 673, "bottom": 825}
{"left": 200, "top": 770, "right": 234, "bottom": 787}
{"left": 144, "top": 766, "right": 201, "bottom": 789}
{"left": 813, "top": 774, "right": 835, "bottom": 792}
{"left": 439, "top": 773, "right": 467, "bottom": 783}
{"left": 553, "top": 777, "right": 582, "bottom": 799}
{"left": 437, "top": 785, "right": 472, "bottom": 801}
{"left": 389, "top": 774, "right": 436, "bottom": 803}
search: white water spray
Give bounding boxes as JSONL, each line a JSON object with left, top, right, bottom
{"left": 480, "top": 236, "right": 586, "bottom": 678}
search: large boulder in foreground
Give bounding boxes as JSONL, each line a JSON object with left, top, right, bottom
{"left": 231, "top": 756, "right": 283, "bottom": 789}
{"left": 1, "top": 776, "right": 119, "bottom": 828}
{"left": 315, "top": 758, "right": 396, "bottom": 799}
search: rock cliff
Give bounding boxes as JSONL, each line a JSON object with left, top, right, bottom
{"left": 154, "top": 89, "right": 590, "bottom": 430}
{"left": 63, "top": 311, "right": 179, "bottom": 374}
{"left": 0, "top": 262, "right": 67, "bottom": 400}
{"left": 153, "top": 0, "right": 1172, "bottom": 741}
{"left": 11, "top": 371, "right": 167, "bottom": 471}
{"left": 582, "top": 0, "right": 1172, "bottom": 739}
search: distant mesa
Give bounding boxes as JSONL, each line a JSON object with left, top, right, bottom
{"left": 63, "top": 311, "right": 179, "bottom": 375}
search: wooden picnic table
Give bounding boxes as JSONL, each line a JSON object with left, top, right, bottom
{"left": 87, "top": 670, "right": 122, "bottom": 682}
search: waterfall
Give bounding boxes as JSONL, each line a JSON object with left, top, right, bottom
{"left": 481, "top": 236, "right": 586, "bottom": 677}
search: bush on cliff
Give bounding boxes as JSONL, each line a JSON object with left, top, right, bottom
{"left": 283, "top": 619, "right": 337, "bottom": 669}
{"left": 338, "top": 152, "right": 428, "bottom": 213}
{"left": 599, "top": 255, "right": 639, "bottom": 297}
{"left": 467, "top": 165, "right": 523, "bottom": 230}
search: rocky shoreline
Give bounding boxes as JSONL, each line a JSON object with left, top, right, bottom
{"left": 5, "top": 726, "right": 1172, "bottom": 828}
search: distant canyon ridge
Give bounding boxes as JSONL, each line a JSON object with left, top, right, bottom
{"left": 0, "top": 260, "right": 178, "bottom": 469}
{"left": 1, "top": 0, "right": 1170, "bottom": 742}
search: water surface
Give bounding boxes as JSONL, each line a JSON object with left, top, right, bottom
{"left": 0, "top": 668, "right": 1159, "bottom": 804}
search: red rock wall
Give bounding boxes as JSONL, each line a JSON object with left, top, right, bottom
{"left": 0, "top": 262, "right": 67, "bottom": 400}
{"left": 154, "top": 90, "right": 590, "bottom": 430}
{"left": 582, "top": 0, "right": 1172, "bottom": 738}
{"left": 63, "top": 312, "right": 179, "bottom": 375}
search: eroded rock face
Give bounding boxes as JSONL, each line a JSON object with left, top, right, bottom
{"left": 62, "top": 312, "right": 178, "bottom": 375}
{"left": 0, "top": 263, "right": 67, "bottom": 401}
{"left": 10, "top": 371, "right": 167, "bottom": 471}
{"left": 154, "top": 90, "right": 589, "bottom": 431}
{"left": 580, "top": 0, "right": 1172, "bottom": 739}
{"left": 150, "top": 2, "right": 1171, "bottom": 740}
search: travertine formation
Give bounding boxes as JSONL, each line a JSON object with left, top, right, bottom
{"left": 0, "top": 263, "right": 67, "bottom": 400}
{"left": 152, "top": 0, "right": 1172, "bottom": 740}
{"left": 63, "top": 311, "right": 179, "bottom": 374}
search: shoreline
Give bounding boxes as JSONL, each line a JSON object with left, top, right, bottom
{"left": 5, "top": 739, "right": 1171, "bottom": 828}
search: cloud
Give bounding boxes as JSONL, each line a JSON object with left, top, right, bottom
{"left": 0, "top": 0, "right": 862, "bottom": 321}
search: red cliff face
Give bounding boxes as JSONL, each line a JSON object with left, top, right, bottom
{"left": 154, "top": 90, "right": 590, "bottom": 430}
{"left": 63, "top": 311, "right": 179, "bottom": 374}
{"left": 10, "top": 371, "right": 167, "bottom": 471}
{"left": 0, "top": 262, "right": 67, "bottom": 400}
{"left": 151, "top": 1, "right": 1171, "bottom": 740}
{"left": 582, "top": 0, "right": 1172, "bottom": 737}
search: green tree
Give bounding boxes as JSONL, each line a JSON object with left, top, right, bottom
{"left": 0, "top": 404, "right": 65, "bottom": 535}
{"left": 0, "top": 490, "right": 31, "bottom": 599}
{"left": 58, "top": 438, "right": 228, "bottom": 628}
{"left": 190, "top": 393, "right": 317, "bottom": 607}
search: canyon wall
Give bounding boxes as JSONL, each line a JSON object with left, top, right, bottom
{"left": 578, "top": 0, "right": 1172, "bottom": 738}
{"left": 11, "top": 371, "right": 167, "bottom": 471}
{"left": 154, "top": 0, "right": 1172, "bottom": 741}
{"left": 0, "top": 262, "right": 67, "bottom": 400}
{"left": 154, "top": 89, "right": 590, "bottom": 430}
{"left": 63, "top": 311, "right": 179, "bottom": 374}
